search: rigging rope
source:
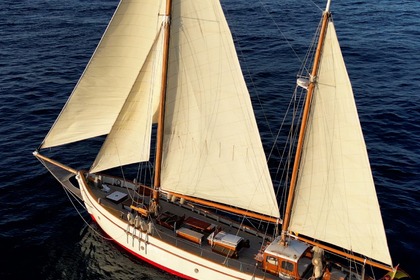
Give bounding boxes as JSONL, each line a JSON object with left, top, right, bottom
{"left": 223, "top": 0, "right": 326, "bottom": 220}
{"left": 62, "top": 185, "right": 115, "bottom": 241}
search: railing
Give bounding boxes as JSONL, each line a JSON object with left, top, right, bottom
{"left": 125, "top": 223, "right": 265, "bottom": 277}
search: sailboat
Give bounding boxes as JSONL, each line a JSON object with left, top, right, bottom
{"left": 33, "top": 0, "right": 410, "bottom": 279}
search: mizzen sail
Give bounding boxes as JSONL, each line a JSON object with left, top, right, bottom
{"left": 160, "top": 0, "right": 280, "bottom": 218}
{"left": 289, "top": 22, "right": 392, "bottom": 266}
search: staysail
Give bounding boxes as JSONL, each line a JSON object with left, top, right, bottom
{"left": 41, "top": 0, "right": 164, "bottom": 149}
{"left": 90, "top": 27, "right": 164, "bottom": 173}
{"left": 160, "top": 0, "right": 280, "bottom": 218}
{"left": 289, "top": 21, "right": 392, "bottom": 265}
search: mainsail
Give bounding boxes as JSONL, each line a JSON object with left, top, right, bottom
{"left": 289, "top": 21, "right": 392, "bottom": 266}
{"left": 41, "top": 0, "right": 279, "bottom": 219}
{"left": 160, "top": 0, "right": 280, "bottom": 218}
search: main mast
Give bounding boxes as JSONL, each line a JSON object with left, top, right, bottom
{"left": 280, "top": 1, "right": 331, "bottom": 245}
{"left": 153, "top": 0, "right": 173, "bottom": 203}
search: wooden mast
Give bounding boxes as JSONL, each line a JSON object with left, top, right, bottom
{"left": 278, "top": 0, "right": 394, "bottom": 273}
{"left": 153, "top": 0, "right": 173, "bottom": 202}
{"left": 280, "top": 5, "right": 331, "bottom": 245}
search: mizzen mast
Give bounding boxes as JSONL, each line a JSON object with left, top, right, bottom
{"left": 280, "top": 0, "right": 332, "bottom": 245}
{"left": 153, "top": 0, "right": 173, "bottom": 204}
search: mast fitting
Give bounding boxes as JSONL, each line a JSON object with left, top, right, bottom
{"left": 162, "top": 15, "right": 170, "bottom": 25}
{"left": 310, "top": 74, "right": 316, "bottom": 83}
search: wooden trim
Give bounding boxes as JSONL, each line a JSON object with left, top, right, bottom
{"left": 210, "top": 241, "right": 236, "bottom": 252}
{"left": 130, "top": 205, "right": 149, "bottom": 217}
{"left": 167, "top": 192, "right": 280, "bottom": 224}
{"left": 176, "top": 227, "right": 204, "bottom": 245}
{"left": 296, "top": 236, "right": 394, "bottom": 272}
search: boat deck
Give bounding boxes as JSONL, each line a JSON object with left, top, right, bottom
{"left": 86, "top": 175, "right": 279, "bottom": 279}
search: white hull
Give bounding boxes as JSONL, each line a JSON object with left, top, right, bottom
{"left": 78, "top": 177, "right": 267, "bottom": 280}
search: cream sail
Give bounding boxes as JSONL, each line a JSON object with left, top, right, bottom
{"left": 288, "top": 22, "right": 392, "bottom": 266}
{"left": 41, "top": 1, "right": 165, "bottom": 149}
{"left": 90, "top": 27, "right": 164, "bottom": 173}
{"left": 161, "top": 0, "right": 279, "bottom": 218}
{"left": 40, "top": 0, "right": 279, "bottom": 219}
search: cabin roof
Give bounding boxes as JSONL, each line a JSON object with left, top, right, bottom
{"left": 265, "top": 237, "right": 309, "bottom": 262}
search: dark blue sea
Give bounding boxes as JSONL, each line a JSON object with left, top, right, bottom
{"left": 1, "top": 0, "right": 419, "bottom": 279}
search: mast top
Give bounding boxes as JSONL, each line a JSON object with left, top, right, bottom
{"left": 325, "top": 0, "right": 332, "bottom": 13}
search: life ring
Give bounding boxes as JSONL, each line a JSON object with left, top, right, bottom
{"left": 115, "top": 179, "right": 121, "bottom": 186}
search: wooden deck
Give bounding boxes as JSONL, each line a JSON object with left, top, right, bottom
{"left": 86, "top": 175, "right": 278, "bottom": 279}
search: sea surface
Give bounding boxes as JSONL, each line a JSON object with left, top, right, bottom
{"left": 1, "top": 0, "right": 419, "bottom": 279}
